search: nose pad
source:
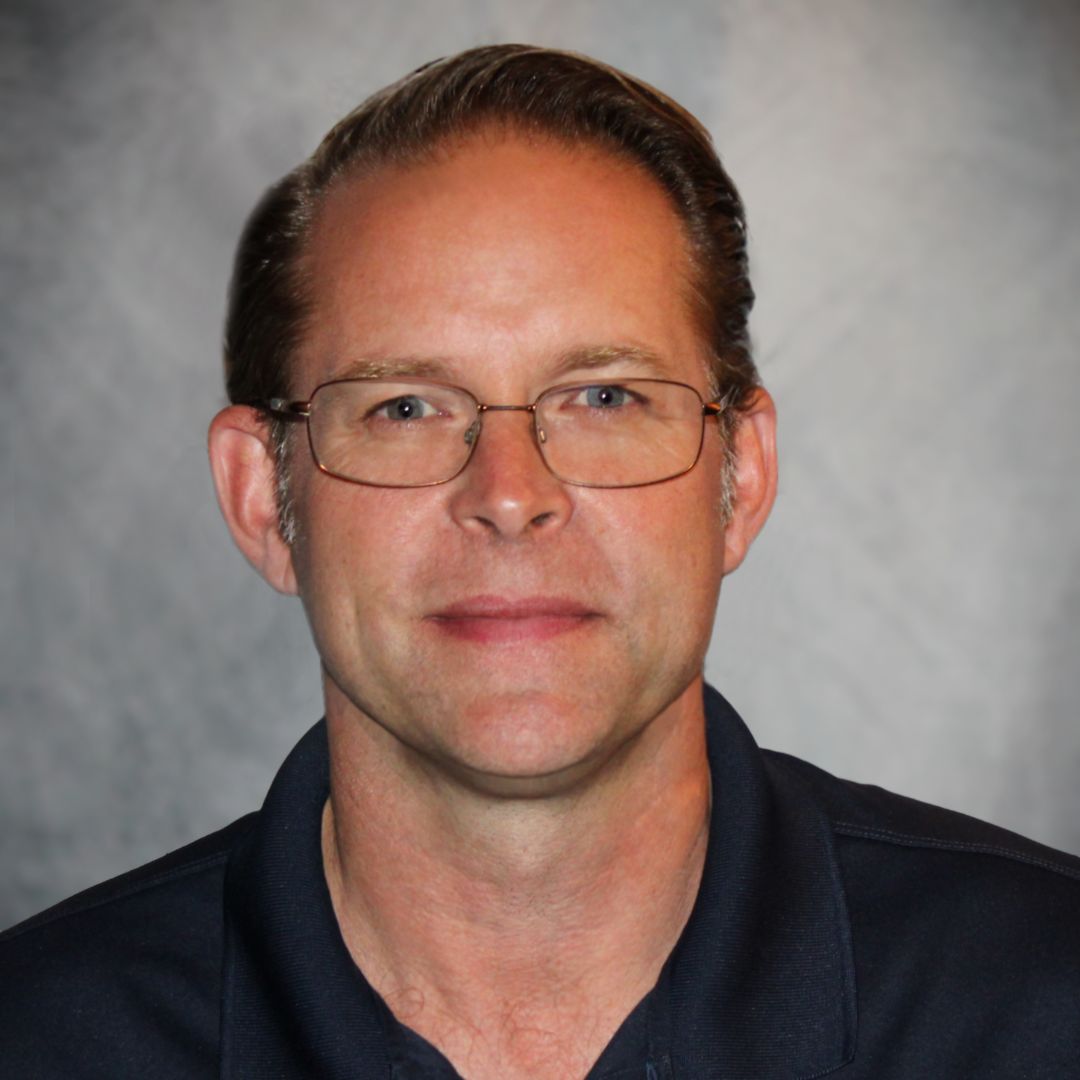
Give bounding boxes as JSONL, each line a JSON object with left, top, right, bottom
{"left": 448, "top": 408, "right": 571, "bottom": 536}
{"left": 461, "top": 412, "right": 545, "bottom": 459}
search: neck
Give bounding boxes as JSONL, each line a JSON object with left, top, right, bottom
{"left": 321, "top": 681, "right": 711, "bottom": 1080}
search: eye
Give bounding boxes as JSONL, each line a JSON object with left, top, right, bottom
{"left": 586, "top": 385, "right": 625, "bottom": 408}
{"left": 371, "top": 394, "right": 439, "bottom": 421}
{"left": 578, "top": 384, "right": 637, "bottom": 409}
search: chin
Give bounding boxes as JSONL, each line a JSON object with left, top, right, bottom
{"left": 435, "top": 691, "right": 628, "bottom": 795}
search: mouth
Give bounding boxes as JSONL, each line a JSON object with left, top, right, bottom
{"left": 427, "top": 595, "right": 602, "bottom": 644}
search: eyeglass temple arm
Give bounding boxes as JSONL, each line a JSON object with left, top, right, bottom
{"left": 704, "top": 385, "right": 744, "bottom": 416}
{"left": 703, "top": 401, "right": 730, "bottom": 418}
{"left": 259, "top": 398, "right": 311, "bottom": 420}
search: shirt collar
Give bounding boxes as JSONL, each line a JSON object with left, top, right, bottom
{"left": 658, "top": 685, "right": 856, "bottom": 1077}
{"left": 220, "top": 687, "right": 855, "bottom": 1079}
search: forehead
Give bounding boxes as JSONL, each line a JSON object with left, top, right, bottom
{"left": 298, "top": 133, "right": 708, "bottom": 390}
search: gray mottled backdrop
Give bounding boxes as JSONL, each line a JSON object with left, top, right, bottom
{"left": 3, "top": 0, "right": 1079, "bottom": 928}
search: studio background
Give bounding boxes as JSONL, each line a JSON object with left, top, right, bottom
{"left": 4, "top": 0, "right": 1079, "bottom": 928}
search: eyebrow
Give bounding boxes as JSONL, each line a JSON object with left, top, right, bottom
{"left": 327, "top": 345, "right": 673, "bottom": 386}
{"left": 546, "top": 345, "right": 673, "bottom": 381}
{"left": 328, "top": 356, "right": 453, "bottom": 381}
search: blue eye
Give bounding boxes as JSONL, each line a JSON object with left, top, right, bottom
{"left": 584, "top": 385, "right": 630, "bottom": 408}
{"left": 375, "top": 395, "right": 435, "bottom": 420}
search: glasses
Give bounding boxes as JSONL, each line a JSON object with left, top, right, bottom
{"left": 262, "top": 377, "right": 726, "bottom": 489}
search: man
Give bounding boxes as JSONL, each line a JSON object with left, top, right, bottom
{"left": 2, "top": 45, "right": 1078, "bottom": 1079}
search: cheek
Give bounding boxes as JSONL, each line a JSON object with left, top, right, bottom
{"left": 290, "top": 479, "right": 440, "bottom": 628}
{"left": 593, "top": 475, "right": 726, "bottom": 630}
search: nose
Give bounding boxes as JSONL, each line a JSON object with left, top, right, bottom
{"left": 447, "top": 408, "right": 573, "bottom": 539}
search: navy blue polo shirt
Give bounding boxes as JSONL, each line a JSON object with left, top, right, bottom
{"left": 3, "top": 686, "right": 1080, "bottom": 1077}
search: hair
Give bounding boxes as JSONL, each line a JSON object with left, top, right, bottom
{"left": 223, "top": 45, "right": 759, "bottom": 536}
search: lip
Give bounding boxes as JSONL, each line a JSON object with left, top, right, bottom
{"left": 427, "top": 595, "right": 601, "bottom": 643}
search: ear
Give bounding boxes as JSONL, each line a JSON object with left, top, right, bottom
{"left": 208, "top": 405, "right": 298, "bottom": 596}
{"left": 722, "top": 387, "right": 778, "bottom": 576}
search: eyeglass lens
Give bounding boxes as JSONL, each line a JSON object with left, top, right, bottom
{"left": 306, "top": 378, "right": 707, "bottom": 488}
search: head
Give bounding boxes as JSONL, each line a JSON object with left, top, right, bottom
{"left": 222, "top": 45, "right": 759, "bottom": 540}
{"left": 210, "top": 47, "right": 776, "bottom": 795}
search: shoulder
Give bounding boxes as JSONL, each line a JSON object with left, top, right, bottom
{"left": 764, "top": 750, "right": 1080, "bottom": 1060}
{"left": 2, "top": 812, "right": 256, "bottom": 944}
{"left": 0, "top": 813, "right": 257, "bottom": 1079}
{"left": 763, "top": 747, "right": 1080, "bottom": 884}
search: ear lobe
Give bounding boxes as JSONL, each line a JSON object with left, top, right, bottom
{"left": 208, "top": 405, "right": 298, "bottom": 596}
{"left": 722, "top": 387, "right": 778, "bottom": 576}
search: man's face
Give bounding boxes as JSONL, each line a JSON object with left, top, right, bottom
{"left": 285, "top": 133, "right": 737, "bottom": 793}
